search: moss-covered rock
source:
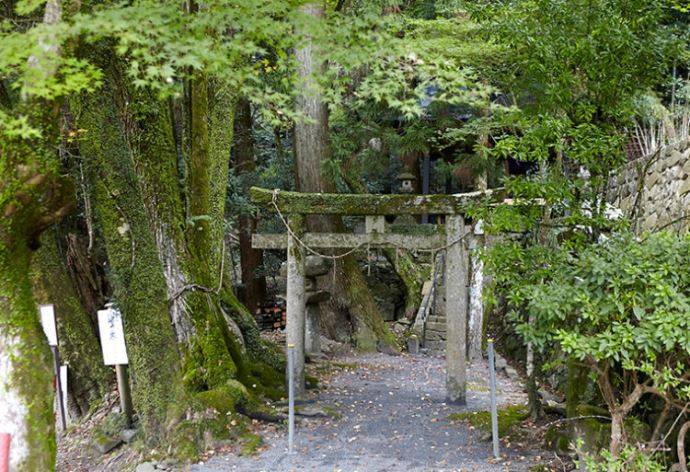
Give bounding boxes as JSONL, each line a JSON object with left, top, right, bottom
{"left": 239, "top": 433, "right": 262, "bottom": 456}
{"left": 448, "top": 404, "right": 529, "bottom": 437}
{"left": 572, "top": 404, "right": 611, "bottom": 456}
{"left": 544, "top": 424, "right": 572, "bottom": 453}
{"left": 196, "top": 380, "right": 249, "bottom": 415}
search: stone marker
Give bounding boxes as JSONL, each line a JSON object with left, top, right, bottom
{"left": 407, "top": 334, "right": 419, "bottom": 354}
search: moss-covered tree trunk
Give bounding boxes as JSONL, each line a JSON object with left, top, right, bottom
{"left": 77, "top": 82, "right": 185, "bottom": 440}
{"left": 77, "top": 54, "right": 282, "bottom": 450}
{"left": 0, "top": 243, "right": 56, "bottom": 471}
{"left": 0, "top": 2, "right": 76, "bottom": 467}
{"left": 294, "top": 2, "right": 394, "bottom": 349}
{"left": 31, "top": 229, "right": 111, "bottom": 418}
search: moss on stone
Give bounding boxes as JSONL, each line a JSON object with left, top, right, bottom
{"left": 448, "top": 405, "right": 529, "bottom": 437}
{"left": 239, "top": 433, "right": 262, "bottom": 456}
{"left": 196, "top": 381, "right": 249, "bottom": 415}
{"left": 249, "top": 186, "right": 497, "bottom": 216}
{"left": 544, "top": 424, "right": 572, "bottom": 453}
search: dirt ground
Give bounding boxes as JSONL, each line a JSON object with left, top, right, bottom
{"left": 58, "top": 346, "right": 562, "bottom": 471}
{"left": 192, "top": 352, "right": 550, "bottom": 472}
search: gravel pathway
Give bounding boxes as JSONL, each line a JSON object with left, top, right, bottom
{"left": 193, "top": 353, "right": 544, "bottom": 472}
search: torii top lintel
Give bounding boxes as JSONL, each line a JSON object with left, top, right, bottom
{"left": 249, "top": 187, "right": 503, "bottom": 216}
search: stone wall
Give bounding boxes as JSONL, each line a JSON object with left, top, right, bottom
{"left": 608, "top": 139, "right": 690, "bottom": 233}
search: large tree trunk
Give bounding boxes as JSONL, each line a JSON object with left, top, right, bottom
{"left": 232, "top": 98, "right": 266, "bottom": 313}
{"left": 31, "top": 229, "right": 111, "bottom": 419}
{"left": 294, "top": 2, "right": 394, "bottom": 349}
{"left": 77, "top": 81, "right": 185, "bottom": 440}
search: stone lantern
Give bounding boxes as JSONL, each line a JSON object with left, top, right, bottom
{"left": 397, "top": 172, "right": 417, "bottom": 194}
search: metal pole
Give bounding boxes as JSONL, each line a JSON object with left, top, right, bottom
{"left": 488, "top": 339, "right": 500, "bottom": 460}
{"left": 287, "top": 344, "right": 295, "bottom": 455}
{"left": 115, "top": 364, "right": 133, "bottom": 428}
{"left": 51, "top": 346, "right": 67, "bottom": 431}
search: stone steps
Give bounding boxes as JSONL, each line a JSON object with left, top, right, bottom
{"left": 419, "top": 282, "right": 448, "bottom": 353}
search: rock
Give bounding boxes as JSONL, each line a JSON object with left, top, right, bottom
{"left": 680, "top": 178, "right": 690, "bottom": 196}
{"left": 392, "top": 322, "right": 407, "bottom": 335}
{"left": 159, "top": 459, "right": 179, "bottom": 470}
{"left": 669, "top": 150, "right": 683, "bottom": 167}
{"left": 93, "top": 436, "right": 123, "bottom": 454}
{"left": 424, "top": 330, "right": 445, "bottom": 341}
{"left": 407, "top": 334, "right": 419, "bottom": 354}
{"left": 642, "top": 213, "right": 658, "bottom": 231}
{"left": 377, "top": 340, "right": 401, "bottom": 356}
{"left": 425, "top": 322, "right": 445, "bottom": 332}
{"left": 120, "top": 428, "right": 138, "bottom": 444}
{"left": 505, "top": 366, "right": 520, "bottom": 380}
{"left": 544, "top": 424, "right": 572, "bottom": 453}
{"left": 645, "top": 171, "right": 661, "bottom": 187}
{"left": 135, "top": 462, "right": 157, "bottom": 472}
{"left": 305, "top": 256, "right": 332, "bottom": 277}
{"left": 538, "top": 389, "right": 563, "bottom": 404}
{"left": 494, "top": 354, "right": 508, "bottom": 371}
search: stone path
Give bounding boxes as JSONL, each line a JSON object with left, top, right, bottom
{"left": 193, "top": 353, "right": 544, "bottom": 472}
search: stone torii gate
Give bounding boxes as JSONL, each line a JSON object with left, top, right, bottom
{"left": 250, "top": 186, "right": 499, "bottom": 404}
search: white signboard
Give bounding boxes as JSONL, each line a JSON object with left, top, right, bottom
{"left": 97, "top": 307, "right": 129, "bottom": 365}
{"left": 39, "top": 304, "right": 58, "bottom": 346}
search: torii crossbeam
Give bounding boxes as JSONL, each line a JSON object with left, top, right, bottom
{"left": 250, "top": 186, "right": 502, "bottom": 404}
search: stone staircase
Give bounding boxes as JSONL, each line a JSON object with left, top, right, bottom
{"left": 422, "top": 282, "right": 446, "bottom": 354}
{"left": 411, "top": 253, "right": 447, "bottom": 355}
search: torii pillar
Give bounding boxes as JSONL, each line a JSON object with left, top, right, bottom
{"left": 286, "top": 215, "right": 306, "bottom": 396}
{"left": 445, "top": 215, "right": 468, "bottom": 404}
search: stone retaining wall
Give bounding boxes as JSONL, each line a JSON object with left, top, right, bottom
{"left": 608, "top": 139, "right": 690, "bottom": 232}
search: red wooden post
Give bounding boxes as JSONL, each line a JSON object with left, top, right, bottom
{"left": 0, "top": 433, "right": 10, "bottom": 472}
